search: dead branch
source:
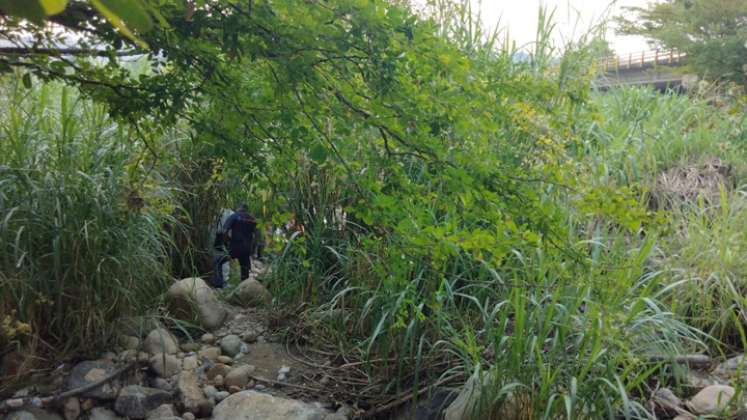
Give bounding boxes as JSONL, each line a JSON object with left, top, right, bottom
{"left": 0, "top": 361, "right": 138, "bottom": 414}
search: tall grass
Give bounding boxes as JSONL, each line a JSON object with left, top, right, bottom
{"left": 169, "top": 141, "right": 228, "bottom": 278}
{"left": 578, "top": 87, "right": 747, "bottom": 345}
{"left": 579, "top": 87, "right": 747, "bottom": 188}
{"left": 270, "top": 203, "right": 703, "bottom": 418}
{"left": 0, "top": 76, "right": 179, "bottom": 375}
{"left": 654, "top": 188, "right": 747, "bottom": 345}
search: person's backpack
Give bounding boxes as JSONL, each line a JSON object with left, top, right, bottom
{"left": 214, "top": 231, "right": 226, "bottom": 250}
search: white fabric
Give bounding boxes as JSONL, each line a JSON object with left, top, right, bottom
{"left": 210, "top": 208, "right": 235, "bottom": 251}
{"left": 221, "top": 260, "right": 230, "bottom": 283}
{"left": 217, "top": 208, "right": 234, "bottom": 233}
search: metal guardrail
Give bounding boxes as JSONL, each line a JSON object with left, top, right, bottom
{"left": 601, "top": 49, "right": 687, "bottom": 72}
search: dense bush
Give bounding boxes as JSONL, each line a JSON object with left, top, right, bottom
{"left": 0, "top": 79, "right": 179, "bottom": 368}
{"left": 249, "top": 6, "right": 709, "bottom": 418}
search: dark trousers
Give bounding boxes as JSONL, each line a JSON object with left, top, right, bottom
{"left": 231, "top": 250, "right": 251, "bottom": 280}
{"left": 212, "top": 254, "right": 230, "bottom": 287}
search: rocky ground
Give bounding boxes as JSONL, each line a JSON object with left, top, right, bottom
{"left": 0, "top": 262, "right": 351, "bottom": 420}
{"left": 3, "top": 260, "right": 747, "bottom": 420}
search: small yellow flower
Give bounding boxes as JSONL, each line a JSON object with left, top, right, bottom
{"left": 1, "top": 310, "right": 32, "bottom": 339}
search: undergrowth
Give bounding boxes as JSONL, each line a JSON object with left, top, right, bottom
{"left": 0, "top": 79, "right": 179, "bottom": 376}
{"left": 257, "top": 5, "right": 738, "bottom": 418}
{"left": 261, "top": 16, "right": 746, "bottom": 420}
{"left": 581, "top": 88, "right": 747, "bottom": 346}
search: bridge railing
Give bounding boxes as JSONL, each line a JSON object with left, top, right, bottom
{"left": 601, "top": 49, "right": 687, "bottom": 72}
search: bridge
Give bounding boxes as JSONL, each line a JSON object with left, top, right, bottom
{"left": 593, "top": 49, "right": 694, "bottom": 91}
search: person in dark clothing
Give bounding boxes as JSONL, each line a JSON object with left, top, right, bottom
{"left": 224, "top": 203, "right": 257, "bottom": 280}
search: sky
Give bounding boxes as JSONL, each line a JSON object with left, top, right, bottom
{"left": 475, "top": 0, "right": 654, "bottom": 55}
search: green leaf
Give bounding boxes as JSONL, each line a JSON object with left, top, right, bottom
{"left": 22, "top": 73, "right": 32, "bottom": 89}
{"left": 49, "top": 60, "right": 67, "bottom": 73}
{"left": 90, "top": 0, "right": 150, "bottom": 49}
{"left": 0, "top": 0, "right": 67, "bottom": 21}
{"left": 309, "top": 144, "right": 328, "bottom": 163}
{"left": 96, "top": 0, "right": 153, "bottom": 33}
{"left": 39, "top": 0, "right": 67, "bottom": 15}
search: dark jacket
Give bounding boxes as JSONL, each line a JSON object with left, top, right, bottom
{"left": 224, "top": 210, "right": 256, "bottom": 255}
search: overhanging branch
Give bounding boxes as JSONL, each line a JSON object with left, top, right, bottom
{"left": 0, "top": 47, "right": 141, "bottom": 57}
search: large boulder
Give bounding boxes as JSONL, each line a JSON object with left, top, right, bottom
{"left": 66, "top": 361, "right": 121, "bottom": 400}
{"left": 177, "top": 370, "right": 213, "bottom": 417}
{"left": 167, "top": 277, "right": 227, "bottom": 330}
{"left": 212, "top": 391, "right": 329, "bottom": 420}
{"left": 143, "top": 329, "right": 179, "bottom": 355}
{"left": 232, "top": 279, "right": 270, "bottom": 308}
{"left": 114, "top": 386, "right": 172, "bottom": 419}
{"left": 444, "top": 370, "right": 515, "bottom": 420}
{"left": 687, "top": 385, "right": 736, "bottom": 415}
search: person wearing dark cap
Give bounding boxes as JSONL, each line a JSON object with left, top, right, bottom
{"left": 224, "top": 203, "right": 257, "bottom": 280}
